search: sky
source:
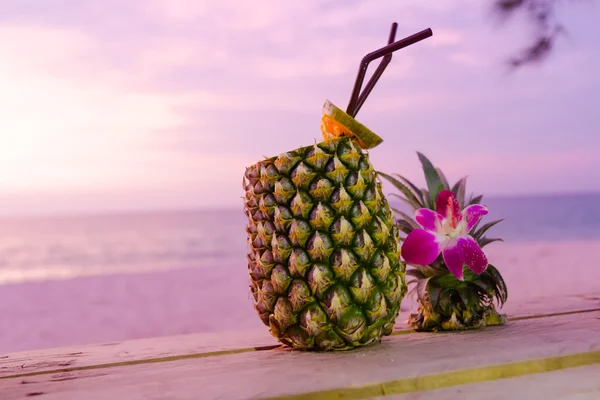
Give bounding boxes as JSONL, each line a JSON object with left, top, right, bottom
{"left": 0, "top": 0, "right": 599, "bottom": 217}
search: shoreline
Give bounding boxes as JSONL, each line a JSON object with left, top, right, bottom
{"left": 2, "top": 191, "right": 599, "bottom": 220}
{"left": 2, "top": 237, "right": 598, "bottom": 287}
{"left": 2, "top": 239, "right": 599, "bottom": 354}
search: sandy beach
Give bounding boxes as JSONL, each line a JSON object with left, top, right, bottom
{"left": 1, "top": 239, "right": 599, "bottom": 354}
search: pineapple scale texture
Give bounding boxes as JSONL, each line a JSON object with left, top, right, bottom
{"left": 243, "top": 137, "right": 407, "bottom": 350}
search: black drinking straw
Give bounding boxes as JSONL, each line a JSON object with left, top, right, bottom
{"left": 346, "top": 25, "right": 433, "bottom": 117}
{"left": 352, "top": 23, "right": 398, "bottom": 117}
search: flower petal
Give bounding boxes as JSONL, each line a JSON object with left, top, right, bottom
{"left": 462, "top": 204, "right": 488, "bottom": 231}
{"left": 401, "top": 229, "right": 441, "bottom": 266}
{"left": 436, "top": 190, "right": 460, "bottom": 226}
{"left": 457, "top": 236, "right": 488, "bottom": 274}
{"left": 414, "top": 208, "right": 443, "bottom": 232}
{"left": 442, "top": 244, "right": 464, "bottom": 280}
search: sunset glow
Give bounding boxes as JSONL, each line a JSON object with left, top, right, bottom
{"left": 0, "top": 1, "right": 598, "bottom": 216}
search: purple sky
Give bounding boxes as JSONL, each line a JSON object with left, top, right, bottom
{"left": 0, "top": 1, "right": 599, "bottom": 216}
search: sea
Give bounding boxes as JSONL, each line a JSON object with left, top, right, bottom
{"left": 0, "top": 193, "right": 599, "bottom": 286}
{"left": 1, "top": 192, "right": 599, "bottom": 353}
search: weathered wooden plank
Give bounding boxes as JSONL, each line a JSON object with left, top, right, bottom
{"left": 0, "top": 329, "right": 278, "bottom": 379}
{"left": 1, "top": 311, "right": 599, "bottom": 400}
{"left": 380, "top": 364, "right": 600, "bottom": 400}
{"left": 398, "top": 290, "right": 599, "bottom": 327}
{"left": 2, "top": 293, "right": 598, "bottom": 380}
{"left": 502, "top": 292, "right": 599, "bottom": 320}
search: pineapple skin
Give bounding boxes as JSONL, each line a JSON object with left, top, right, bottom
{"left": 409, "top": 292, "right": 506, "bottom": 332}
{"left": 242, "top": 137, "right": 407, "bottom": 351}
{"left": 407, "top": 263, "right": 508, "bottom": 332}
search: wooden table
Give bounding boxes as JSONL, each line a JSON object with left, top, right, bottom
{"left": 2, "top": 294, "right": 599, "bottom": 400}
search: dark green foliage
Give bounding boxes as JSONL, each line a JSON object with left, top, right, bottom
{"left": 407, "top": 263, "right": 507, "bottom": 331}
{"left": 377, "top": 152, "right": 508, "bottom": 331}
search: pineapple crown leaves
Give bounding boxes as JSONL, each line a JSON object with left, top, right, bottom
{"left": 377, "top": 152, "right": 508, "bottom": 314}
{"left": 407, "top": 263, "right": 508, "bottom": 310}
{"left": 376, "top": 152, "right": 504, "bottom": 246}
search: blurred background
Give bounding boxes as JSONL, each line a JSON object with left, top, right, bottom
{"left": 1, "top": 0, "right": 599, "bottom": 353}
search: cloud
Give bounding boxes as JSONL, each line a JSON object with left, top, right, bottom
{"left": 0, "top": 24, "right": 193, "bottom": 192}
{"left": 449, "top": 52, "right": 487, "bottom": 67}
{"left": 0, "top": 1, "right": 598, "bottom": 215}
{"left": 425, "top": 28, "right": 464, "bottom": 47}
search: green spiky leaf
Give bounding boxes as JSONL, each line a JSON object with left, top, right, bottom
{"left": 413, "top": 264, "right": 449, "bottom": 278}
{"left": 435, "top": 167, "right": 451, "bottom": 191}
{"left": 438, "top": 291, "right": 452, "bottom": 315}
{"left": 469, "top": 194, "right": 483, "bottom": 205}
{"left": 467, "top": 289, "right": 483, "bottom": 310}
{"left": 421, "top": 189, "right": 433, "bottom": 209}
{"left": 393, "top": 173, "right": 424, "bottom": 205}
{"left": 457, "top": 287, "right": 471, "bottom": 308}
{"left": 407, "top": 278, "right": 419, "bottom": 287}
{"left": 472, "top": 279, "right": 493, "bottom": 297}
{"left": 396, "top": 220, "right": 415, "bottom": 235}
{"left": 481, "top": 264, "right": 508, "bottom": 306}
{"left": 479, "top": 237, "right": 504, "bottom": 248}
{"left": 452, "top": 177, "right": 467, "bottom": 208}
{"left": 378, "top": 172, "right": 423, "bottom": 210}
{"left": 427, "top": 282, "right": 443, "bottom": 308}
{"left": 391, "top": 207, "right": 419, "bottom": 229}
{"left": 462, "top": 267, "right": 478, "bottom": 283}
{"left": 406, "top": 268, "right": 427, "bottom": 280}
{"left": 470, "top": 219, "right": 482, "bottom": 236}
{"left": 416, "top": 277, "right": 432, "bottom": 303}
{"left": 417, "top": 152, "right": 445, "bottom": 205}
{"left": 432, "top": 273, "right": 466, "bottom": 290}
{"left": 473, "top": 219, "right": 504, "bottom": 241}
{"left": 388, "top": 193, "right": 420, "bottom": 212}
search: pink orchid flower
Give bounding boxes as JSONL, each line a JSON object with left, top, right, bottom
{"left": 401, "top": 190, "right": 489, "bottom": 280}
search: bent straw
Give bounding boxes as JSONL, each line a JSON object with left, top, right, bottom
{"left": 351, "top": 22, "right": 398, "bottom": 118}
{"left": 346, "top": 26, "right": 433, "bottom": 117}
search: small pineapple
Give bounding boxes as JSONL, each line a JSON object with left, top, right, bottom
{"left": 378, "top": 153, "right": 507, "bottom": 332}
{"left": 242, "top": 101, "right": 407, "bottom": 350}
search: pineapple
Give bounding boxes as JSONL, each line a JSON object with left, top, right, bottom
{"left": 378, "top": 153, "right": 508, "bottom": 332}
{"left": 242, "top": 101, "right": 407, "bottom": 350}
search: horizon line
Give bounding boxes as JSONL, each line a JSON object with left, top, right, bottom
{"left": 1, "top": 189, "right": 599, "bottom": 221}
